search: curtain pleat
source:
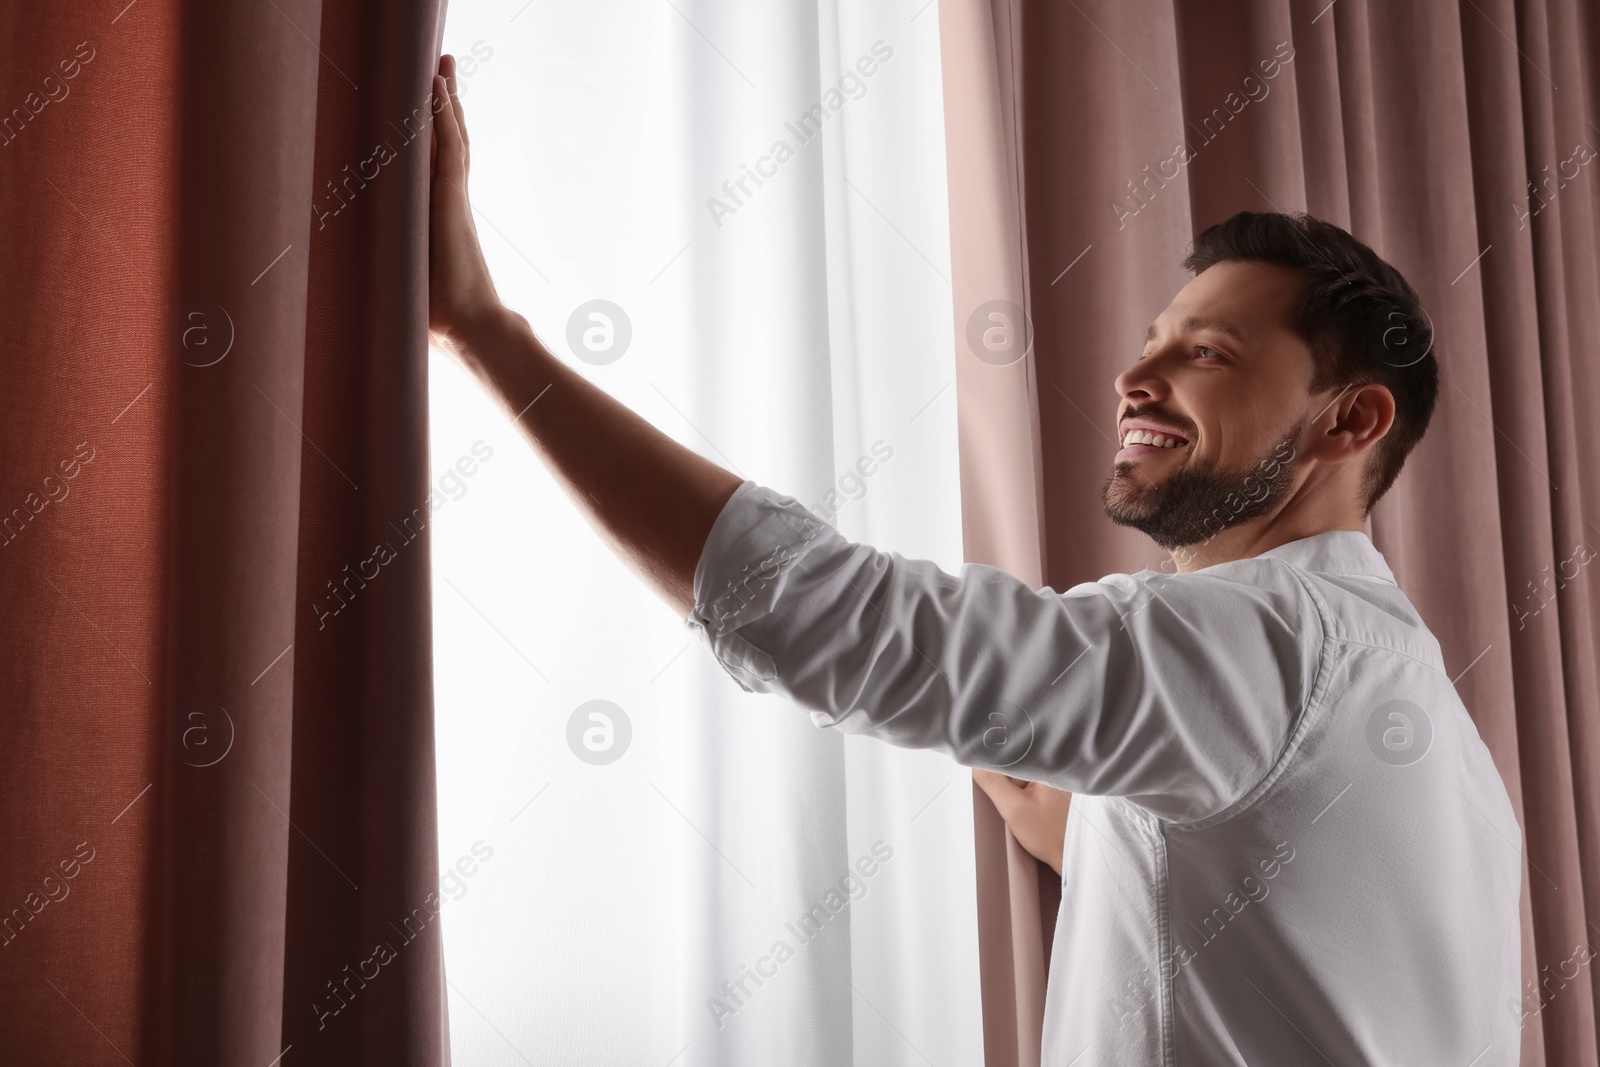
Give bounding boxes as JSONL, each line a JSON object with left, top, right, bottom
{"left": 945, "top": 1, "right": 1600, "bottom": 1064}
{"left": 936, "top": 0, "right": 1054, "bottom": 1064}
{"left": 0, "top": 1, "right": 450, "bottom": 1064}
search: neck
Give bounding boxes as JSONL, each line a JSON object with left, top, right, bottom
{"left": 1167, "top": 488, "right": 1368, "bottom": 572}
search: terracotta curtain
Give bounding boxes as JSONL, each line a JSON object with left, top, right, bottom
{"left": 0, "top": 1, "right": 450, "bottom": 1064}
{"left": 941, "top": 1, "right": 1600, "bottom": 1064}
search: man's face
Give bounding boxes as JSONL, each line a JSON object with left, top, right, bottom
{"left": 1102, "top": 260, "right": 1319, "bottom": 553}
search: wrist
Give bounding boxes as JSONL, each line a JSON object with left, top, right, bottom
{"left": 445, "top": 303, "right": 527, "bottom": 372}
{"left": 449, "top": 306, "right": 565, "bottom": 427}
{"left": 448, "top": 301, "right": 510, "bottom": 351}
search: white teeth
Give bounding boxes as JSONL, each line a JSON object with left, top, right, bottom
{"left": 1122, "top": 429, "right": 1185, "bottom": 448}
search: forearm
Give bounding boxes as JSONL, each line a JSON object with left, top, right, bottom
{"left": 451, "top": 306, "right": 744, "bottom": 620}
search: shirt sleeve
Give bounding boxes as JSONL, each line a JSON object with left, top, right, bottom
{"left": 683, "top": 479, "right": 1323, "bottom": 824}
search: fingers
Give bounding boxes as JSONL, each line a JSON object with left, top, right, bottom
{"left": 972, "top": 768, "right": 1027, "bottom": 815}
{"left": 432, "top": 70, "right": 462, "bottom": 175}
{"left": 431, "top": 55, "right": 471, "bottom": 178}
{"left": 446, "top": 65, "right": 469, "bottom": 171}
{"left": 429, "top": 76, "right": 441, "bottom": 177}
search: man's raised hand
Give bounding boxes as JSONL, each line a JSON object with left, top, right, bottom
{"left": 428, "top": 53, "right": 504, "bottom": 360}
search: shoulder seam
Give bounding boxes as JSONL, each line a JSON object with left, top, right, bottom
{"left": 1323, "top": 634, "right": 1449, "bottom": 681}
{"left": 1161, "top": 557, "right": 1336, "bottom": 833}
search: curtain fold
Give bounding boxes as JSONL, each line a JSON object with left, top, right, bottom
{"left": 944, "top": 1, "right": 1600, "bottom": 1064}
{"left": 936, "top": 0, "right": 1056, "bottom": 1064}
{"left": 0, "top": 1, "right": 450, "bottom": 1064}
{"left": 426, "top": 2, "right": 980, "bottom": 1064}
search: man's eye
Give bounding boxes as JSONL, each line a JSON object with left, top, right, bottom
{"left": 1195, "top": 345, "right": 1223, "bottom": 359}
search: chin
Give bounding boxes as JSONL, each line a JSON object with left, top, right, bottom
{"left": 1101, "top": 476, "right": 1157, "bottom": 526}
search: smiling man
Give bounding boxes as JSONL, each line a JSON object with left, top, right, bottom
{"left": 427, "top": 55, "right": 1521, "bottom": 1066}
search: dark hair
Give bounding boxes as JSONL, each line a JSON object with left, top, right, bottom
{"left": 1181, "top": 211, "right": 1439, "bottom": 514}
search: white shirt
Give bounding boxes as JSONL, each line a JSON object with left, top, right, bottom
{"left": 685, "top": 479, "right": 1523, "bottom": 1066}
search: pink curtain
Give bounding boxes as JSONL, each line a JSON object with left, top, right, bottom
{"left": 0, "top": 1, "right": 451, "bottom": 1063}
{"left": 941, "top": 1, "right": 1600, "bottom": 1064}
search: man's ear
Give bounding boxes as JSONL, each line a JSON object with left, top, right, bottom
{"left": 1314, "top": 382, "right": 1392, "bottom": 462}
{"left": 1337, "top": 382, "right": 1395, "bottom": 457}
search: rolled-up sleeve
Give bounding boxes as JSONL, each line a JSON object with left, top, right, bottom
{"left": 683, "top": 479, "right": 1323, "bottom": 823}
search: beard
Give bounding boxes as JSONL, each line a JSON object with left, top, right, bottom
{"left": 1101, "top": 419, "right": 1303, "bottom": 552}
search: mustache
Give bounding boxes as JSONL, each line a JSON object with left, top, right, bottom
{"left": 1120, "top": 406, "right": 1192, "bottom": 436}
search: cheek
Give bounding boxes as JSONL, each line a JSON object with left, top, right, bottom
{"left": 1202, "top": 388, "right": 1282, "bottom": 465}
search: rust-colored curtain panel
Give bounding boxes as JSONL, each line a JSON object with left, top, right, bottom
{"left": 0, "top": 1, "right": 450, "bottom": 1064}
{"left": 942, "top": 0, "right": 1600, "bottom": 1065}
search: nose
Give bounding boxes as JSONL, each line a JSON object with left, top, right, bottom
{"left": 1113, "top": 354, "right": 1173, "bottom": 410}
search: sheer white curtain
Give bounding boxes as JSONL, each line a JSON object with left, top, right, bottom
{"left": 430, "top": 3, "right": 980, "bottom": 1064}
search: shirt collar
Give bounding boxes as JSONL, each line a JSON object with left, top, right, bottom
{"left": 1243, "top": 529, "right": 1397, "bottom": 585}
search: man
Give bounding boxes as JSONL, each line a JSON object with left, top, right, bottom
{"left": 427, "top": 54, "right": 1522, "bottom": 1065}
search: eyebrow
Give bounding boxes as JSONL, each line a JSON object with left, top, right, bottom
{"left": 1144, "top": 315, "right": 1249, "bottom": 347}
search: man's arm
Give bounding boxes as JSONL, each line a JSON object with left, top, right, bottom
{"left": 429, "top": 55, "right": 1075, "bottom": 865}
{"left": 451, "top": 308, "right": 743, "bottom": 621}
{"left": 686, "top": 480, "right": 1320, "bottom": 820}
{"left": 428, "top": 56, "right": 742, "bottom": 621}
{"left": 428, "top": 55, "right": 1308, "bottom": 825}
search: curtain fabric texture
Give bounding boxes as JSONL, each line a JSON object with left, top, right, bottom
{"left": 0, "top": 1, "right": 449, "bottom": 1064}
{"left": 941, "top": 1, "right": 1600, "bottom": 1065}
{"left": 934, "top": 2, "right": 1055, "bottom": 1066}
{"left": 426, "top": 2, "right": 983, "bottom": 1063}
